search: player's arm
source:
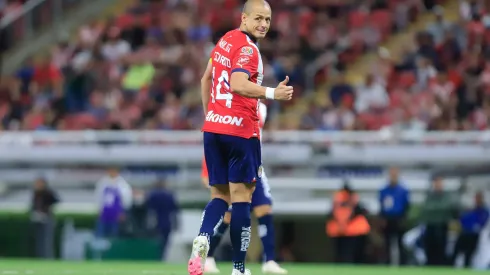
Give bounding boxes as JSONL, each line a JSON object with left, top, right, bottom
{"left": 201, "top": 59, "right": 213, "bottom": 114}
{"left": 230, "top": 72, "right": 267, "bottom": 99}
{"left": 230, "top": 46, "right": 293, "bottom": 100}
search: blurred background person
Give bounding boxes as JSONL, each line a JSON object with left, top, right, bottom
{"left": 30, "top": 177, "right": 59, "bottom": 259}
{"left": 145, "top": 179, "right": 179, "bottom": 261}
{"left": 451, "top": 191, "right": 489, "bottom": 267}
{"left": 419, "top": 176, "right": 459, "bottom": 266}
{"left": 379, "top": 167, "right": 410, "bottom": 265}
{"left": 326, "top": 181, "right": 370, "bottom": 264}
{"left": 95, "top": 167, "right": 132, "bottom": 239}
{"left": 125, "top": 188, "right": 150, "bottom": 237}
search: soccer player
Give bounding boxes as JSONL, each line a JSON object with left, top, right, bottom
{"left": 202, "top": 102, "right": 287, "bottom": 274}
{"left": 188, "top": 0, "right": 293, "bottom": 274}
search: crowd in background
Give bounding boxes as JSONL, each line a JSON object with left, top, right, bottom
{"left": 303, "top": 0, "right": 490, "bottom": 131}
{"left": 9, "top": 0, "right": 490, "bottom": 131}
{"left": 0, "top": 0, "right": 25, "bottom": 18}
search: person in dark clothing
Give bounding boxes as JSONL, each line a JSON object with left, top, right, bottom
{"left": 145, "top": 180, "right": 179, "bottom": 261}
{"left": 329, "top": 73, "right": 355, "bottom": 107}
{"left": 125, "top": 189, "right": 150, "bottom": 237}
{"left": 379, "top": 167, "right": 410, "bottom": 265}
{"left": 451, "top": 192, "right": 489, "bottom": 267}
{"left": 30, "top": 177, "right": 59, "bottom": 259}
{"left": 121, "top": 14, "right": 147, "bottom": 50}
{"left": 419, "top": 176, "right": 459, "bottom": 266}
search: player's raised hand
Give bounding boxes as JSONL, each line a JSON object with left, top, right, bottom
{"left": 274, "top": 76, "right": 294, "bottom": 100}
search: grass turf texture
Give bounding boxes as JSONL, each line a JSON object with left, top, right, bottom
{"left": 0, "top": 260, "right": 480, "bottom": 275}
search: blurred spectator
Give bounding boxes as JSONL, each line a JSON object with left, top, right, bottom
{"left": 95, "top": 167, "right": 132, "bottom": 238}
{"left": 121, "top": 13, "right": 148, "bottom": 50}
{"left": 329, "top": 73, "right": 354, "bottom": 107}
{"left": 273, "top": 55, "right": 304, "bottom": 87}
{"left": 30, "top": 177, "right": 59, "bottom": 259}
{"left": 326, "top": 181, "right": 370, "bottom": 264}
{"left": 383, "top": 108, "right": 427, "bottom": 136}
{"left": 146, "top": 179, "right": 179, "bottom": 261}
{"left": 125, "top": 188, "right": 150, "bottom": 237}
{"left": 370, "top": 48, "right": 394, "bottom": 87}
{"left": 460, "top": 0, "right": 485, "bottom": 22}
{"left": 419, "top": 176, "right": 459, "bottom": 266}
{"left": 415, "top": 56, "right": 437, "bottom": 90}
{"left": 451, "top": 191, "right": 489, "bottom": 267}
{"left": 322, "top": 96, "right": 355, "bottom": 130}
{"left": 379, "top": 167, "right": 410, "bottom": 266}
{"left": 354, "top": 74, "right": 389, "bottom": 113}
{"left": 101, "top": 27, "right": 131, "bottom": 62}
{"left": 416, "top": 31, "right": 439, "bottom": 66}
{"left": 121, "top": 55, "right": 155, "bottom": 95}
{"left": 427, "top": 7, "right": 453, "bottom": 45}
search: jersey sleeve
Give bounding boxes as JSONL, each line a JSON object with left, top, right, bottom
{"left": 231, "top": 45, "right": 259, "bottom": 79}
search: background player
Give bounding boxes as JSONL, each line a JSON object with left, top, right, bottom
{"left": 188, "top": 1, "right": 293, "bottom": 275}
{"left": 202, "top": 102, "right": 287, "bottom": 274}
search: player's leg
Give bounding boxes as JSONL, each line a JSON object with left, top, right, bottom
{"left": 227, "top": 136, "right": 261, "bottom": 275}
{"left": 189, "top": 132, "right": 231, "bottom": 275}
{"left": 205, "top": 210, "right": 231, "bottom": 274}
{"left": 252, "top": 172, "right": 287, "bottom": 274}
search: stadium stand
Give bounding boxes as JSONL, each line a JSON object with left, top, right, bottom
{"left": 1, "top": 0, "right": 489, "bottom": 132}
{"left": 0, "top": 0, "right": 26, "bottom": 16}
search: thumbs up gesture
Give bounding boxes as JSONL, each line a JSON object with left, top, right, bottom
{"left": 274, "top": 76, "right": 294, "bottom": 101}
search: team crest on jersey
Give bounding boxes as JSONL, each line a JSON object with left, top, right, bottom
{"left": 257, "top": 165, "right": 263, "bottom": 178}
{"left": 241, "top": 46, "right": 254, "bottom": 55}
{"left": 237, "top": 56, "right": 250, "bottom": 67}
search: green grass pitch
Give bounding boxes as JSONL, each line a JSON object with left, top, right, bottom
{"left": 0, "top": 260, "right": 480, "bottom": 275}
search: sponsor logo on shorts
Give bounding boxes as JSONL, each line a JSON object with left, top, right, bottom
{"left": 205, "top": 111, "right": 243, "bottom": 126}
{"left": 241, "top": 46, "right": 254, "bottom": 55}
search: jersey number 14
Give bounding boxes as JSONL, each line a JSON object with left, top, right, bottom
{"left": 212, "top": 66, "right": 233, "bottom": 108}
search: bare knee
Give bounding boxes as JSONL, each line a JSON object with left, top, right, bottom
{"left": 253, "top": 204, "right": 272, "bottom": 218}
{"left": 229, "top": 182, "right": 255, "bottom": 203}
{"left": 223, "top": 211, "right": 232, "bottom": 224}
{"left": 210, "top": 185, "right": 231, "bottom": 204}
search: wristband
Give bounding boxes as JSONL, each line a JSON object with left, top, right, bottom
{"left": 265, "top": 87, "right": 275, "bottom": 100}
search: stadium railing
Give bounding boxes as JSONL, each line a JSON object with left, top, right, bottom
{"left": 1, "top": 130, "right": 490, "bottom": 143}
{"left": 0, "top": 130, "right": 489, "bottom": 165}
{"left": 0, "top": 130, "right": 484, "bottom": 214}
{"left": 0, "top": 129, "right": 487, "bottom": 166}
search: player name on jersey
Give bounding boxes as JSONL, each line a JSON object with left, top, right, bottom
{"left": 213, "top": 52, "right": 231, "bottom": 68}
{"left": 202, "top": 29, "right": 264, "bottom": 139}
